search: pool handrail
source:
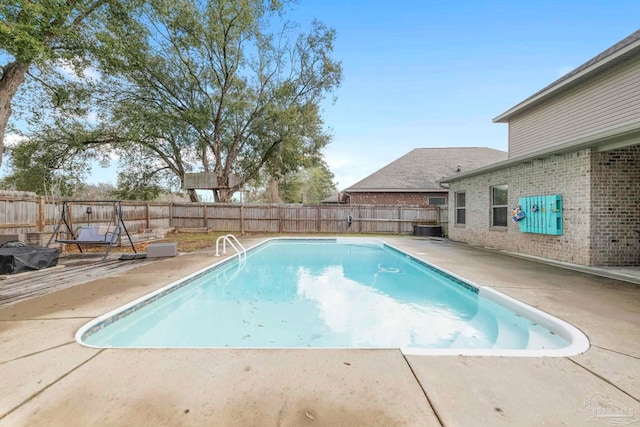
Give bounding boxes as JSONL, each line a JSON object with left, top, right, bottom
{"left": 215, "top": 234, "right": 247, "bottom": 261}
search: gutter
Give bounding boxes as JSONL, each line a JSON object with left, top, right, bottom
{"left": 344, "top": 188, "right": 448, "bottom": 193}
{"left": 440, "top": 121, "right": 640, "bottom": 183}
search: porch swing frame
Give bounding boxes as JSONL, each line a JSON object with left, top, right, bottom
{"left": 46, "top": 200, "right": 137, "bottom": 261}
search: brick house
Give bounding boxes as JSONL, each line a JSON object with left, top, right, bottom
{"left": 442, "top": 30, "right": 640, "bottom": 267}
{"left": 343, "top": 148, "right": 507, "bottom": 206}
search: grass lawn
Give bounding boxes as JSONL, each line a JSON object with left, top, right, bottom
{"left": 62, "top": 231, "right": 238, "bottom": 255}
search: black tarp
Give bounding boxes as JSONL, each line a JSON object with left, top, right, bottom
{"left": 413, "top": 225, "right": 443, "bottom": 237}
{"left": 0, "top": 244, "right": 59, "bottom": 274}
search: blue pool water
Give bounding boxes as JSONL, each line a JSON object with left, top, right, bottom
{"left": 81, "top": 239, "right": 576, "bottom": 354}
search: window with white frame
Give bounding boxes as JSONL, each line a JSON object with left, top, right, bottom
{"left": 491, "top": 184, "right": 508, "bottom": 227}
{"left": 428, "top": 196, "right": 446, "bottom": 206}
{"left": 455, "top": 192, "right": 465, "bottom": 224}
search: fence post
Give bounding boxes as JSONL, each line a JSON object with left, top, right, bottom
{"left": 317, "top": 205, "right": 321, "bottom": 232}
{"left": 169, "top": 203, "right": 173, "bottom": 228}
{"left": 145, "top": 202, "right": 151, "bottom": 230}
{"left": 203, "top": 203, "right": 208, "bottom": 229}
{"left": 67, "top": 203, "right": 73, "bottom": 236}
{"left": 240, "top": 204, "right": 245, "bottom": 236}
{"left": 37, "top": 196, "right": 45, "bottom": 232}
{"left": 278, "top": 205, "right": 283, "bottom": 233}
{"left": 397, "top": 207, "right": 401, "bottom": 235}
{"left": 372, "top": 206, "right": 376, "bottom": 234}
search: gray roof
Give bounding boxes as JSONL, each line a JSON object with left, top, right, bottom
{"left": 345, "top": 147, "right": 508, "bottom": 192}
{"left": 494, "top": 29, "right": 640, "bottom": 122}
{"left": 321, "top": 192, "right": 344, "bottom": 204}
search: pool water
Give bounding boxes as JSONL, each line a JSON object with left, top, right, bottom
{"left": 81, "top": 239, "right": 583, "bottom": 355}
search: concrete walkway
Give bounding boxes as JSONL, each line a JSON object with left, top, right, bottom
{"left": 0, "top": 237, "right": 638, "bottom": 426}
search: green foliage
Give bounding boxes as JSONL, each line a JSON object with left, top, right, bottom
{"left": 90, "top": 0, "right": 341, "bottom": 201}
{"left": 6, "top": 0, "right": 340, "bottom": 202}
{"left": 108, "top": 143, "right": 181, "bottom": 201}
{"left": 0, "top": 137, "right": 90, "bottom": 196}
{"left": 0, "top": 0, "right": 138, "bottom": 64}
{"left": 304, "top": 165, "right": 338, "bottom": 203}
{"left": 109, "top": 171, "right": 164, "bottom": 201}
{"left": 0, "top": 0, "right": 141, "bottom": 169}
{"left": 280, "top": 163, "right": 337, "bottom": 203}
{"left": 73, "top": 182, "right": 117, "bottom": 199}
{"left": 1, "top": 1, "right": 78, "bottom": 63}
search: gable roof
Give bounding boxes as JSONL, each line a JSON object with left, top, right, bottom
{"left": 345, "top": 147, "right": 508, "bottom": 192}
{"left": 494, "top": 29, "right": 640, "bottom": 123}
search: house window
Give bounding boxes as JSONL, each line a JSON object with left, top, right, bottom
{"left": 455, "top": 192, "right": 465, "bottom": 224}
{"left": 491, "top": 185, "right": 508, "bottom": 227}
{"left": 428, "top": 197, "right": 446, "bottom": 206}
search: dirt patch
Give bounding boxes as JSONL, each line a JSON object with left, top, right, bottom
{"left": 61, "top": 231, "right": 256, "bottom": 255}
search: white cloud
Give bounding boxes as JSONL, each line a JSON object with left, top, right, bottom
{"left": 55, "top": 59, "right": 102, "bottom": 81}
{"left": 86, "top": 161, "right": 118, "bottom": 185}
{"left": 56, "top": 60, "right": 79, "bottom": 80}
{"left": 4, "top": 133, "right": 25, "bottom": 147}
{"left": 295, "top": 266, "right": 468, "bottom": 348}
{"left": 324, "top": 145, "right": 389, "bottom": 189}
{"left": 85, "top": 110, "right": 100, "bottom": 124}
{"left": 82, "top": 66, "right": 101, "bottom": 80}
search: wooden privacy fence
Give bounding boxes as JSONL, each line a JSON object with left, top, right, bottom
{"left": 170, "top": 203, "right": 446, "bottom": 234}
{"left": 0, "top": 191, "right": 448, "bottom": 240}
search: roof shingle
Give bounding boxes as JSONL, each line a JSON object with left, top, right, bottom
{"left": 346, "top": 147, "right": 507, "bottom": 192}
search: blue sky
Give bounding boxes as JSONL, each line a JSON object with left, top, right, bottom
{"left": 284, "top": 0, "right": 640, "bottom": 190}
{"left": 8, "top": 1, "right": 640, "bottom": 192}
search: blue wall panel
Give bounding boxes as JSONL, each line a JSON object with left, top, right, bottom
{"left": 518, "top": 195, "right": 562, "bottom": 235}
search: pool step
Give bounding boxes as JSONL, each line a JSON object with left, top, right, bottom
{"left": 493, "top": 315, "right": 528, "bottom": 349}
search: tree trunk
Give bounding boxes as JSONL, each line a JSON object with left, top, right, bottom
{"left": 213, "top": 188, "right": 233, "bottom": 203}
{"left": 266, "top": 178, "right": 282, "bottom": 203}
{"left": 187, "top": 189, "right": 199, "bottom": 202}
{"left": 0, "top": 61, "right": 31, "bottom": 168}
{"left": 215, "top": 174, "right": 232, "bottom": 203}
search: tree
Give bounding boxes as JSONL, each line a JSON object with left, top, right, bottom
{"left": 244, "top": 162, "right": 337, "bottom": 203}
{"left": 74, "top": 182, "right": 117, "bottom": 199}
{"left": 280, "top": 163, "right": 337, "bottom": 203}
{"left": 110, "top": 171, "right": 164, "bottom": 201}
{"left": 109, "top": 147, "right": 178, "bottom": 201}
{"left": 0, "top": 135, "right": 91, "bottom": 196}
{"left": 0, "top": 0, "right": 128, "bottom": 168}
{"left": 91, "top": 0, "right": 341, "bottom": 202}
{"left": 300, "top": 164, "right": 337, "bottom": 204}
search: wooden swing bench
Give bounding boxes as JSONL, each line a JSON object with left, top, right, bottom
{"left": 55, "top": 226, "right": 122, "bottom": 260}
{"left": 58, "top": 225, "right": 120, "bottom": 244}
{"left": 47, "top": 200, "right": 137, "bottom": 261}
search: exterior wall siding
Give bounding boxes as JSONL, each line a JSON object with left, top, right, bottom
{"left": 448, "top": 150, "right": 593, "bottom": 265}
{"left": 590, "top": 146, "right": 640, "bottom": 265}
{"left": 508, "top": 54, "right": 640, "bottom": 157}
{"left": 348, "top": 192, "right": 447, "bottom": 206}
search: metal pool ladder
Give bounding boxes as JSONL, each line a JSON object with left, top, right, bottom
{"left": 215, "top": 234, "right": 247, "bottom": 261}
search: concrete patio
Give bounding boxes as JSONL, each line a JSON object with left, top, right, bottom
{"left": 0, "top": 236, "right": 638, "bottom": 426}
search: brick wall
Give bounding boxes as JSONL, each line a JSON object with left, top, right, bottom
{"left": 348, "top": 192, "right": 447, "bottom": 206}
{"left": 590, "top": 146, "right": 640, "bottom": 265}
{"left": 448, "top": 149, "right": 594, "bottom": 266}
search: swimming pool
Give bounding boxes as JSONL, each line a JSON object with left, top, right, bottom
{"left": 77, "top": 238, "right": 589, "bottom": 356}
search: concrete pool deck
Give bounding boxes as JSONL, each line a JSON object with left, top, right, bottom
{"left": 0, "top": 236, "right": 638, "bottom": 426}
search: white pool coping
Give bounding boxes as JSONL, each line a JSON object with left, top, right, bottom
{"left": 76, "top": 237, "right": 590, "bottom": 357}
